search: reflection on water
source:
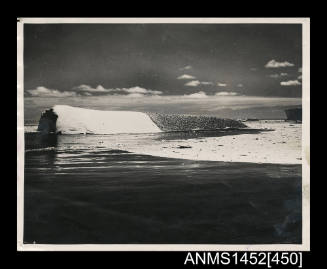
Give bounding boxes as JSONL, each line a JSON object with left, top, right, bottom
{"left": 25, "top": 133, "right": 58, "bottom": 150}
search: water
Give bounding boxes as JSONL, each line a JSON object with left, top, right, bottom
{"left": 23, "top": 125, "right": 302, "bottom": 244}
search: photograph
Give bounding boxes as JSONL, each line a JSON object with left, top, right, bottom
{"left": 17, "top": 18, "right": 310, "bottom": 251}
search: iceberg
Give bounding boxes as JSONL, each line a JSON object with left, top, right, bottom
{"left": 37, "top": 105, "right": 247, "bottom": 135}
{"left": 39, "top": 105, "right": 162, "bottom": 134}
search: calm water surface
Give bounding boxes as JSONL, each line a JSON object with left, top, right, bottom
{"left": 24, "top": 131, "right": 302, "bottom": 244}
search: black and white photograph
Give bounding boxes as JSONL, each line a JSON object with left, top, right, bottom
{"left": 17, "top": 18, "right": 310, "bottom": 251}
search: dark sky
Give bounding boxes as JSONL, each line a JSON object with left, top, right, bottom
{"left": 24, "top": 23, "right": 302, "bottom": 97}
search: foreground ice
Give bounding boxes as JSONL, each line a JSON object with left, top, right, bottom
{"left": 113, "top": 121, "right": 302, "bottom": 164}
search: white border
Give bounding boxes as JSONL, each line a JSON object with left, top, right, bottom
{"left": 17, "top": 20, "right": 24, "bottom": 250}
{"left": 17, "top": 17, "right": 310, "bottom": 251}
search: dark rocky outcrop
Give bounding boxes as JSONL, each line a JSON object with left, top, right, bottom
{"left": 147, "top": 113, "right": 247, "bottom": 131}
{"left": 285, "top": 108, "right": 302, "bottom": 122}
{"left": 37, "top": 108, "right": 58, "bottom": 134}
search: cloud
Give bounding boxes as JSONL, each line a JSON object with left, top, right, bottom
{"left": 27, "top": 86, "right": 77, "bottom": 97}
{"left": 73, "top": 85, "right": 162, "bottom": 96}
{"left": 280, "top": 80, "right": 302, "bottom": 86}
{"left": 280, "top": 73, "right": 288, "bottom": 76}
{"left": 122, "top": 86, "right": 162, "bottom": 95}
{"left": 298, "top": 67, "right": 302, "bottom": 73}
{"left": 215, "top": 91, "right": 238, "bottom": 96}
{"left": 179, "top": 65, "right": 192, "bottom": 70}
{"left": 185, "top": 80, "right": 213, "bottom": 87}
{"left": 265, "top": 59, "right": 295, "bottom": 68}
{"left": 177, "top": 74, "right": 196, "bottom": 80}
{"left": 185, "top": 80, "right": 201, "bottom": 87}
{"left": 73, "top": 84, "right": 110, "bottom": 93}
{"left": 200, "top": 81, "right": 213, "bottom": 85}
{"left": 237, "top": 83, "right": 243, "bottom": 87}
{"left": 298, "top": 75, "right": 302, "bottom": 80}
{"left": 28, "top": 85, "right": 163, "bottom": 97}
{"left": 184, "top": 91, "right": 208, "bottom": 98}
{"left": 217, "top": 82, "right": 227, "bottom": 87}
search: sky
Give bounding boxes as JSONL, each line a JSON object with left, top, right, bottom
{"left": 24, "top": 23, "right": 302, "bottom": 98}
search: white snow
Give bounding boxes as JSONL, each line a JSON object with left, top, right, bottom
{"left": 53, "top": 105, "right": 162, "bottom": 134}
{"left": 113, "top": 121, "right": 302, "bottom": 164}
